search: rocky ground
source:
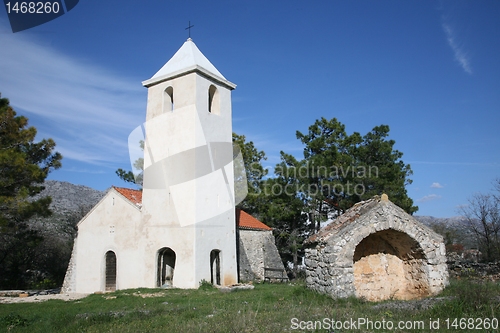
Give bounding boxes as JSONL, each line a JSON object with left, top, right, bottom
{"left": 0, "top": 292, "right": 88, "bottom": 303}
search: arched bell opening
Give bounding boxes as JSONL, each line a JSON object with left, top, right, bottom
{"left": 164, "top": 86, "right": 174, "bottom": 112}
{"left": 208, "top": 85, "right": 220, "bottom": 114}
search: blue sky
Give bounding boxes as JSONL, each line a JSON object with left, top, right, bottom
{"left": 1, "top": 0, "right": 499, "bottom": 217}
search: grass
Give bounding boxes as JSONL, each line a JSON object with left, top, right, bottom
{"left": 0, "top": 279, "right": 499, "bottom": 333}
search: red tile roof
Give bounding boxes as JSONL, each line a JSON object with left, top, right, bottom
{"left": 236, "top": 208, "right": 272, "bottom": 231}
{"left": 113, "top": 187, "right": 142, "bottom": 205}
{"left": 112, "top": 187, "right": 271, "bottom": 231}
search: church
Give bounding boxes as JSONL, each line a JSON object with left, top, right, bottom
{"left": 62, "top": 38, "right": 286, "bottom": 293}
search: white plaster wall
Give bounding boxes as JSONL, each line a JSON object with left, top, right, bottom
{"left": 194, "top": 209, "right": 238, "bottom": 286}
{"left": 141, "top": 71, "right": 237, "bottom": 289}
{"left": 72, "top": 190, "right": 141, "bottom": 293}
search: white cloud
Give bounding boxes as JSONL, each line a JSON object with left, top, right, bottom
{"left": 431, "top": 182, "right": 444, "bottom": 188}
{"left": 442, "top": 22, "right": 472, "bottom": 74}
{"left": 57, "top": 167, "right": 107, "bottom": 174}
{"left": 0, "top": 29, "right": 145, "bottom": 166}
{"left": 417, "top": 194, "right": 442, "bottom": 203}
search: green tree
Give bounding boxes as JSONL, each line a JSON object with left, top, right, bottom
{"left": 232, "top": 133, "right": 268, "bottom": 216}
{"left": 116, "top": 140, "right": 144, "bottom": 187}
{"left": 293, "top": 118, "right": 352, "bottom": 231}
{"left": 0, "top": 94, "right": 62, "bottom": 288}
{"left": 260, "top": 153, "right": 308, "bottom": 278}
{"left": 350, "top": 124, "right": 415, "bottom": 212}
{"left": 294, "top": 117, "right": 416, "bottom": 230}
{"left": 232, "top": 133, "right": 267, "bottom": 192}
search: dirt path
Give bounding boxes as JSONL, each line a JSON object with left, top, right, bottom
{"left": 0, "top": 293, "right": 88, "bottom": 304}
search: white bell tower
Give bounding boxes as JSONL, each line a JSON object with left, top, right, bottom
{"left": 140, "top": 38, "right": 238, "bottom": 288}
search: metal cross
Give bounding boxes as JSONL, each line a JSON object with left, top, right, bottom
{"left": 185, "top": 21, "right": 194, "bottom": 38}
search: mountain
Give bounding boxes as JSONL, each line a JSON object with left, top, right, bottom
{"left": 414, "top": 215, "right": 476, "bottom": 249}
{"left": 35, "top": 180, "right": 105, "bottom": 214}
{"left": 28, "top": 180, "right": 105, "bottom": 236}
{"left": 414, "top": 215, "right": 468, "bottom": 228}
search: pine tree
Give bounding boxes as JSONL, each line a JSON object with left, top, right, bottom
{"left": 232, "top": 133, "right": 267, "bottom": 216}
{"left": 295, "top": 117, "right": 416, "bottom": 219}
{"left": 0, "top": 94, "right": 62, "bottom": 288}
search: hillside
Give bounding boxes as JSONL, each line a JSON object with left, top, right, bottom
{"left": 15, "top": 181, "right": 108, "bottom": 287}
{"left": 414, "top": 215, "right": 476, "bottom": 249}
{"left": 35, "top": 180, "right": 105, "bottom": 214}
{"left": 414, "top": 215, "right": 468, "bottom": 228}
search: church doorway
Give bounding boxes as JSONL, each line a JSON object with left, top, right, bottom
{"left": 105, "top": 251, "right": 117, "bottom": 292}
{"left": 210, "top": 250, "right": 221, "bottom": 285}
{"left": 157, "top": 248, "right": 176, "bottom": 287}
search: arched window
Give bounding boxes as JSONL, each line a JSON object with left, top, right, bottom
{"left": 105, "top": 251, "right": 117, "bottom": 292}
{"left": 157, "top": 247, "right": 176, "bottom": 287}
{"left": 208, "top": 85, "right": 220, "bottom": 114}
{"left": 210, "top": 249, "right": 221, "bottom": 285}
{"left": 164, "top": 86, "right": 174, "bottom": 112}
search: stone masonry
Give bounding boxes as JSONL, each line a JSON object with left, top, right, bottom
{"left": 238, "top": 229, "right": 285, "bottom": 281}
{"left": 304, "top": 194, "right": 448, "bottom": 301}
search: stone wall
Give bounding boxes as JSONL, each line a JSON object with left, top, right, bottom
{"left": 305, "top": 197, "right": 448, "bottom": 301}
{"left": 238, "top": 229, "right": 286, "bottom": 282}
{"left": 447, "top": 253, "right": 500, "bottom": 279}
{"left": 238, "top": 229, "right": 264, "bottom": 281}
{"left": 61, "top": 238, "right": 78, "bottom": 293}
{"left": 353, "top": 253, "right": 427, "bottom": 301}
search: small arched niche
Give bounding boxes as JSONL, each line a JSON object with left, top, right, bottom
{"left": 157, "top": 247, "right": 176, "bottom": 287}
{"left": 353, "top": 229, "right": 429, "bottom": 301}
{"left": 210, "top": 249, "right": 221, "bottom": 285}
{"left": 105, "top": 251, "right": 117, "bottom": 292}
{"left": 208, "top": 85, "right": 220, "bottom": 115}
{"left": 164, "top": 86, "right": 174, "bottom": 112}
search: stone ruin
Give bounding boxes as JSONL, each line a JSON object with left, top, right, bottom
{"left": 304, "top": 194, "right": 448, "bottom": 301}
{"left": 447, "top": 250, "right": 500, "bottom": 280}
